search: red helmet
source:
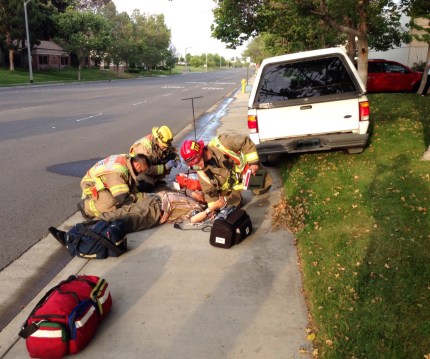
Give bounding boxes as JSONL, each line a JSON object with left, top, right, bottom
{"left": 180, "top": 140, "right": 204, "bottom": 166}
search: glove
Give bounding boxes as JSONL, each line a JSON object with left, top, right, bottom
{"left": 165, "top": 159, "right": 181, "bottom": 170}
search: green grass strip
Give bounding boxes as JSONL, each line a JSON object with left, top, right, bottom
{"left": 279, "top": 94, "right": 430, "bottom": 358}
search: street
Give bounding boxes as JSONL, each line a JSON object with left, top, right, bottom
{"left": 0, "top": 68, "right": 248, "bottom": 329}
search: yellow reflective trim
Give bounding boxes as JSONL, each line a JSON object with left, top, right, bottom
{"left": 155, "top": 164, "right": 165, "bottom": 175}
{"left": 110, "top": 184, "right": 129, "bottom": 196}
{"left": 245, "top": 152, "right": 259, "bottom": 163}
{"left": 211, "top": 137, "right": 247, "bottom": 172}
{"left": 89, "top": 200, "right": 100, "bottom": 216}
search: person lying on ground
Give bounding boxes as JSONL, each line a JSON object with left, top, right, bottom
{"left": 95, "top": 190, "right": 227, "bottom": 231}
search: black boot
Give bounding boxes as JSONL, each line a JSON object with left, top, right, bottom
{"left": 49, "top": 227, "right": 67, "bottom": 247}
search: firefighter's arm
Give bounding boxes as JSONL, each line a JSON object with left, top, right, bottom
{"left": 145, "top": 164, "right": 166, "bottom": 176}
{"left": 130, "top": 139, "right": 152, "bottom": 157}
{"left": 105, "top": 174, "right": 130, "bottom": 207}
{"left": 190, "top": 196, "right": 226, "bottom": 223}
{"left": 219, "top": 135, "right": 259, "bottom": 164}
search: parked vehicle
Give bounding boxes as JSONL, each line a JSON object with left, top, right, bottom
{"left": 367, "top": 59, "right": 423, "bottom": 93}
{"left": 247, "top": 47, "right": 370, "bottom": 162}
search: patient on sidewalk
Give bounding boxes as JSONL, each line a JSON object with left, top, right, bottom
{"left": 95, "top": 190, "right": 227, "bottom": 232}
{"left": 50, "top": 189, "right": 226, "bottom": 246}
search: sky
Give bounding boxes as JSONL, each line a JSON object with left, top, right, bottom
{"left": 113, "top": 0, "right": 247, "bottom": 60}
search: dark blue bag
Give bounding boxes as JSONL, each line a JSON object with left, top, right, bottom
{"left": 65, "top": 220, "right": 127, "bottom": 259}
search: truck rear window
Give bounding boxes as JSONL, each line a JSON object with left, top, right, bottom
{"left": 256, "top": 56, "right": 358, "bottom": 104}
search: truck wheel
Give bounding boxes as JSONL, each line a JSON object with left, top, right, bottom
{"left": 347, "top": 147, "right": 364, "bottom": 154}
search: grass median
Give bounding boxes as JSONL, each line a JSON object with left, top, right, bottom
{"left": 273, "top": 93, "right": 430, "bottom": 358}
{"left": 0, "top": 65, "right": 218, "bottom": 87}
{"left": 0, "top": 67, "right": 189, "bottom": 86}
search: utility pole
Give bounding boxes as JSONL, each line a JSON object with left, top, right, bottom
{"left": 24, "top": 0, "right": 33, "bottom": 83}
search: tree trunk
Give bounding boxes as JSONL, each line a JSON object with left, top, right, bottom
{"left": 356, "top": 35, "right": 369, "bottom": 87}
{"left": 417, "top": 44, "right": 430, "bottom": 95}
{"left": 346, "top": 33, "right": 356, "bottom": 62}
{"left": 356, "top": 5, "right": 369, "bottom": 87}
{"left": 78, "top": 62, "right": 82, "bottom": 81}
{"left": 8, "top": 49, "right": 15, "bottom": 71}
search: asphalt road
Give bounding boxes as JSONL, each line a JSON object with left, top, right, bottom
{"left": 0, "top": 68, "right": 248, "bottom": 273}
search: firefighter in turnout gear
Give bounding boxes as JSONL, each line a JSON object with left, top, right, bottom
{"left": 180, "top": 135, "right": 272, "bottom": 209}
{"left": 129, "top": 125, "right": 181, "bottom": 192}
{"left": 79, "top": 154, "right": 150, "bottom": 218}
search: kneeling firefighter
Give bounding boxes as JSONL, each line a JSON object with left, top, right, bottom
{"left": 79, "top": 154, "right": 149, "bottom": 218}
{"left": 129, "top": 125, "right": 181, "bottom": 192}
{"left": 180, "top": 134, "right": 272, "bottom": 209}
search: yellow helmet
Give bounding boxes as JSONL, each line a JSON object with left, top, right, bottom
{"left": 152, "top": 126, "right": 173, "bottom": 147}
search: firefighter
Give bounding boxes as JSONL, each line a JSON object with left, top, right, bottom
{"left": 129, "top": 125, "right": 181, "bottom": 192}
{"left": 180, "top": 134, "right": 272, "bottom": 209}
{"left": 78, "top": 153, "right": 150, "bottom": 219}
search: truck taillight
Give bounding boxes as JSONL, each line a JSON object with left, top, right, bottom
{"left": 248, "top": 115, "right": 258, "bottom": 133}
{"left": 359, "top": 101, "right": 370, "bottom": 121}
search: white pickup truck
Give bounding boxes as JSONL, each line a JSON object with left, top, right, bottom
{"left": 247, "top": 48, "right": 370, "bottom": 162}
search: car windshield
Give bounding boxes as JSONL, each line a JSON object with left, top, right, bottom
{"left": 256, "top": 56, "right": 358, "bottom": 104}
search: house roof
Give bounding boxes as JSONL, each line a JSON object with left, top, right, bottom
{"left": 20, "top": 40, "right": 69, "bottom": 56}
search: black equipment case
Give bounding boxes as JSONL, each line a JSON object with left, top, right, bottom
{"left": 209, "top": 207, "right": 252, "bottom": 249}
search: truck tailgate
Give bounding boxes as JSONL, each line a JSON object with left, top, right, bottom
{"left": 256, "top": 98, "right": 360, "bottom": 140}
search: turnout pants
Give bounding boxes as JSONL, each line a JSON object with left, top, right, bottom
{"left": 81, "top": 181, "right": 117, "bottom": 218}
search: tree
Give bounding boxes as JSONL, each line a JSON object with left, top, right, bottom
{"left": 76, "top": 0, "right": 111, "bottom": 13}
{"left": 309, "top": 0, "right": 408, "bottom": 84}
{"left": 101, "top": 3, "right": 133, "bottom": 77}
{"left": 242, "top": 35, "right": 271, "bottom": 65}
{"left": 401, "top": 0, "right": 430, "bottom": 94}
{"left": 55, "top": 9, "right": 111, "bottom": 80}
{"left": 131, "top": 11, "right": 170, "bottom": 73}
{"left": 211, "top": 0, "right": 341, "bottom": 53}
{"left": 211, "top": 0, "right": 409, "bottom": 85}
{"left": 0, "top": 0, "right": 72, "bottom": 71}
{"left": 164, "top": 45, "right": 178, "bottom": 74}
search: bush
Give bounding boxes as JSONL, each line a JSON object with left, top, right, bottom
{"left": 127, "top": 68, "right": 140, "bottom": 74}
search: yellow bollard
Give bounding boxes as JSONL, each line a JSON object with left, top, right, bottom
{"left": 241, "top": 78, "right": 247, "bottom": 93}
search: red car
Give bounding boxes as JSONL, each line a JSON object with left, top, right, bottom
{"left": 366, "top": 59, "right": 423, "bottom": 93}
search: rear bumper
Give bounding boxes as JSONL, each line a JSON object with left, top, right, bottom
{"left": 255, "top": 133, "right": 369, "bottom": 155}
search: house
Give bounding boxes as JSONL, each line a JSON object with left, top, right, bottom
{"left": 369, "top": 16, "right": 428, "bottom": 67}
{"left": 21, "top": 40, "right": 70, "bottom": 70}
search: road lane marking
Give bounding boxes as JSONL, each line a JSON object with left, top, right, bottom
{"left": 76, "top": 113, "right": 103, "bottom": 122}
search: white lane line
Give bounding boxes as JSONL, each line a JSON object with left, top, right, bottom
{"left": 76, "top": 113, "right": 103, "bottom": 122}
{"left": 133, "top": 101, "right": 143, "bottom": 106}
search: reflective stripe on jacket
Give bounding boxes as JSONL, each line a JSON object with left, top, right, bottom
{"left": 81, "top": 154, "right": 131, "bottom": 197}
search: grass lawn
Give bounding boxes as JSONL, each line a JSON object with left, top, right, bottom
{"left": 274, "top": 94, "right": 430, "bottom": 358}
{"left": 0, "top": 65, "right": 228, "bottom": 87}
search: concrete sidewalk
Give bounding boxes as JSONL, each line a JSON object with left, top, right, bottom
{"left": 0, "top": 83, "right": 312, "bottom": 358}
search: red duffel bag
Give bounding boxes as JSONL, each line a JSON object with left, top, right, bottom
{"left": 19, "top": 274, "right": 112, "bottom": 358}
